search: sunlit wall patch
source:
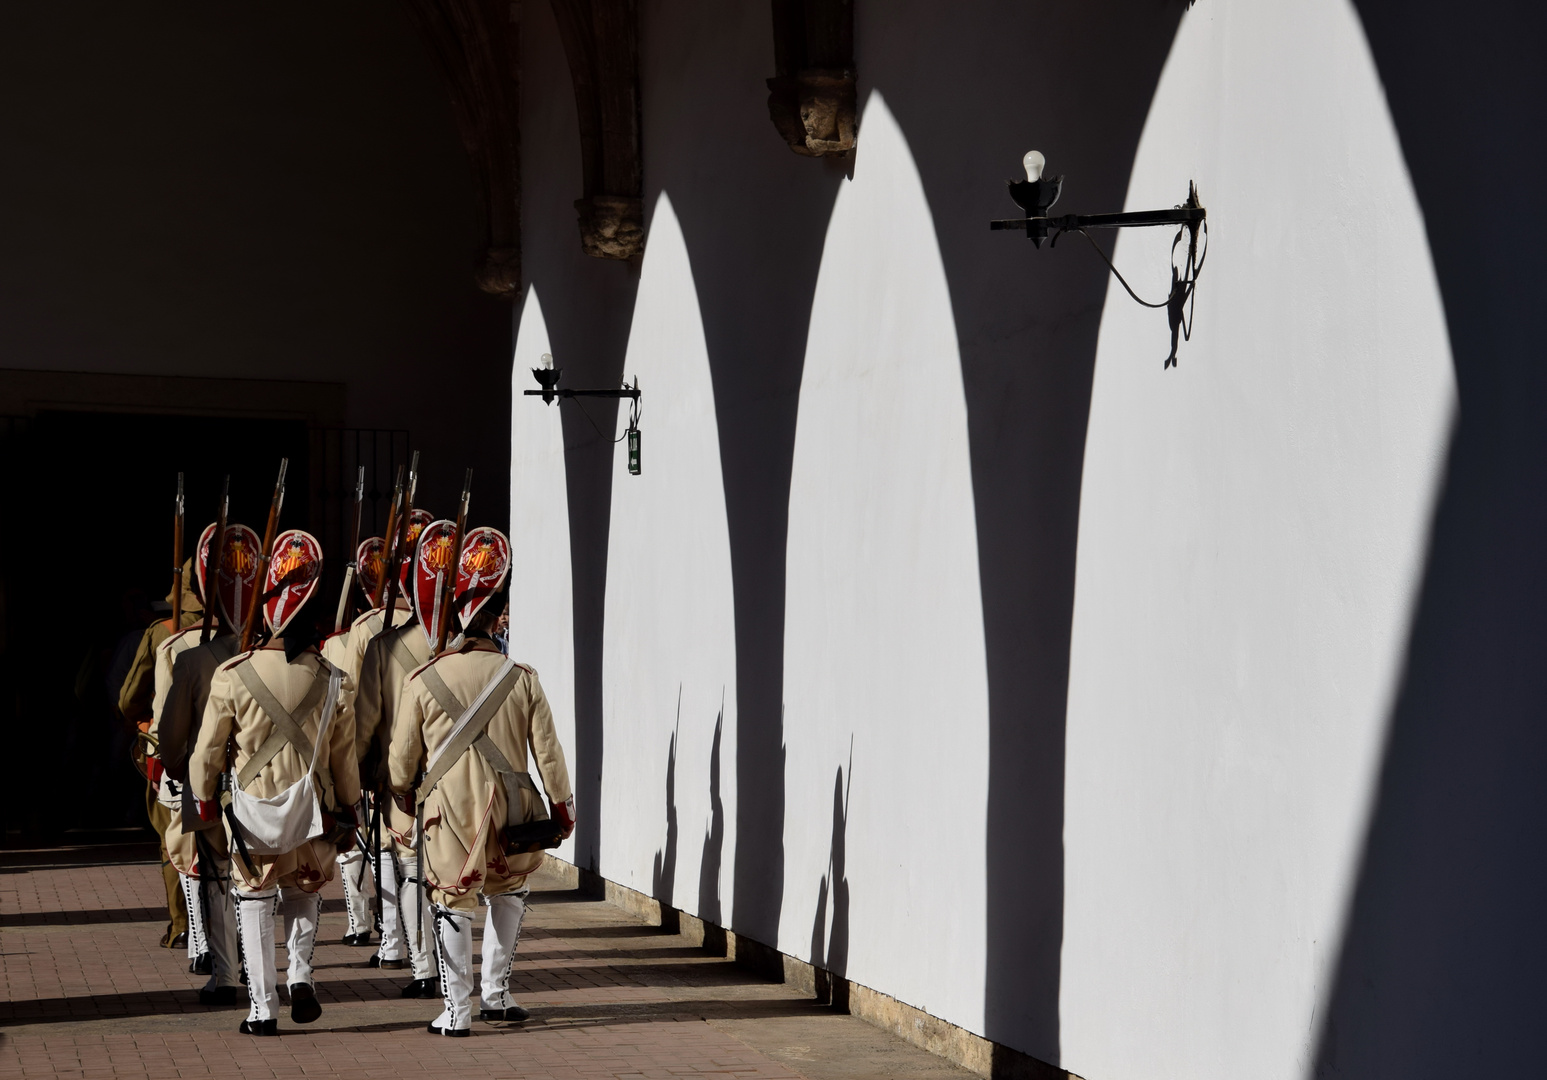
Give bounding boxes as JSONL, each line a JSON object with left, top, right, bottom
{"left": 1060, "top": 3, "right": 1458, "bottom": 1078}
{"left": 601, "top": 192, "right": 738, "bottom": 924}
{"left": 781, "top": 90, "right": 990, "bottom": 1037}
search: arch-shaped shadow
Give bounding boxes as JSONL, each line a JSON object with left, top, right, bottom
{"left": 518, "top": 0, "right": 645, "bottom": 875}
{"left": 1311, "top": 2, "right": 1547, "bottom": 1076}
{"left": 633, "top": 2, "right": 851, "bottom": 948}
{"left": 859, "top": 0, "right": 1188, "bottom": 1063}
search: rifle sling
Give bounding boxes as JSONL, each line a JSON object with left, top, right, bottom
{"left": 235, "top": 661, "right": 329, "bottom": 791}
{"left": 415, "top": 659, "right": 526, "bottom": 804}
{"left": 388, "top": 629, "right": 427, "bottom": 678}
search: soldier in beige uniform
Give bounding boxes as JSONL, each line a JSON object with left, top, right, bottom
{"left": 120, "top": 564, "right": 202, "bottom": 950}
{"left": 389, "top": 525, "right": 574, "bottom": 1036}
{"left": 147, "top": 522, "right": 259, "bottom": 1001}
{"left": 353, "top": 511, "right": 437, "bottom": 992}
{"left": 355, "top": 587, "right": 435, "bottom": 990}
{"left": 189, "top": 530, "right": 360, "bottom": 1035}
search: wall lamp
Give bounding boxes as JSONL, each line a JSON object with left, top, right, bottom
{"left": 991, "top": 151, "right": 1208, "bottom": 367}
{"left": 524, "top": 353, "right": 644, "bottom": 474}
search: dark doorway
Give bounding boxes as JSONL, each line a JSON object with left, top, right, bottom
{"left": 0, "top": 409, "right": 311, "bottom": 845}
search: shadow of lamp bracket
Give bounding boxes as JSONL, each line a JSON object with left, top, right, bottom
{"left": 524, "top": 353, "right": 644, "bottom": 474}
{"left": 991, "top": 151, "right": 1209, "bottom": 368}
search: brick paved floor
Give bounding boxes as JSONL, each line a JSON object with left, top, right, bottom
{"left": 1, "top": 852, "right": 973, "bottom": 1080}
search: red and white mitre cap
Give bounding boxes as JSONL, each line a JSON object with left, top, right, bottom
{"left": 455, "top": 527, "right": 510, "bottom": 628}
{"left": 213, "top": 524, "right": 263, "bottom": 627}
{"left": 263, "top": 529, "right": 323, "bottom": 635}
{"left": 398, "top": 509, "right": 435, "bottom": 591}
{"left": 412, "top": 520, "right": 458, "bottom": 649}
{"left": 356, "top": 536, "right": 386, "bottom": 602}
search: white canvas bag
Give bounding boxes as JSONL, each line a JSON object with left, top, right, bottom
{"left": 228, "top": 664, "right": 343, "bottom": 856}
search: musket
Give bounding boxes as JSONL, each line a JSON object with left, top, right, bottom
{"left": 335, "top": 466, "right": 366, "bottom": 633}
{"left": 435, "top": 469, "right": 473, "bottom": 654}
{"left": 373, "top": 451, "right": 419, "bottom": 643}
{"left": 201, "top": 476, "right": 229, "bottom": 645}
{"left": 372, "top": 465, "right": 406, "bottom": 607}
{"left": 240, "top": 458, "right": 288, "bottom": 652}
{"left": 170, "top": 473, "right": 185, "bottom": 630}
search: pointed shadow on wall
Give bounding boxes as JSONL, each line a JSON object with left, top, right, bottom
{"left": 809, "top": 761, "right": 851, "bottom": 1009}
{"left": 636, "top": 3, "right": 852, "bottom": 950}
{"left": 652, "top": 703, "right": 680, "bottom": 911}
{"left": 698, "top": 702, "right": 726, "bottom": 925}
{"left": 861, "top": 1, "right": 1188, "bottom": 1067}
{"left": 1310, "top": 4, "right": 1547, "bottom": 1076}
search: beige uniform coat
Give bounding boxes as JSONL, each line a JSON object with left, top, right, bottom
{"left": 343, "top": 602, "right": 411, "bottom": 688}
{"left": 355, "top": 617, "right": 430, "bottom": 846}
{"left": 151, "top": 628, "right": 239, "bottom": 875}
{"left": 388, "top": 638, "right": 571, "bottom": 905}
{"left": 189, "top": 647, "right": 360, "bottom": 893}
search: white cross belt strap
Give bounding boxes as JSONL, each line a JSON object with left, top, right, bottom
{"left": 227, "top": 660, "right": 344, "bottom": 856}
{"left": 415, "top": 657, "right": 527, "bottom": 809}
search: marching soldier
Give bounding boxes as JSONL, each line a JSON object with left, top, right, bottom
{"left": 322, "top": 624, "right": 373, "bottom": 946}
{"left": 389, "top": 526, "right": 575, "bottom": 1036}
{"left": 120, "top": 558, "right": 203, "bottom": 950}
{"left": 354, "top": 510, "right": 438, "bottom": 995}
{"left": 149, "top": 521, "right": 260, "bottom": 1004}
{"left": 189, "top": 530, "right": 360, "bottom": 1035}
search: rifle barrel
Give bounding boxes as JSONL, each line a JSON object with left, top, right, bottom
{"left": 374, "top": 451, "right": 419, "bottom": 642}
{"left": 201, "top": 476, "right": 229, "bottom": 645}
{"left": 241, "top": 458, "right": 288, "bottom": 651}
{"left": 435, "top": 469, "right": 473, "bottom": 653}
{"left": 171, "top": 473, "right": 185, "bottom": 630}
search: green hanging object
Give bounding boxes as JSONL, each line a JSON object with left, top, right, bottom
{"left": 627, "top": 428, "right": 641, "bottom": 475}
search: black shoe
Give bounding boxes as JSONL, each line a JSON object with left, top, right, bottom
{"left": 367, "top": 953, "right": 408, "bottom": 969}
{"left": 401, "top": 977, "right": 440, "bottom": 999}
{"left": 190, "top": 952, "right": 212, "bottom": 976}
{"left": 289, "top": 982, "right": 322, "bottom": 1024}
{"left": 341, "top": 931, "right": 373, "bottom": 947}
{"left": 427, "top": 1020, "right": 470, "bottom": 1037}
{"left": 480, "top": 1005, "right": 530, "bottom": 1022}
{"left": 170, "top": 931, "right": 188, "bottom": 950}
{"left": 199, "top": 985, "right": 239, "bottom": 1007}
{"left": 238, "top": 1018, "right": 278, "bottom": 1036}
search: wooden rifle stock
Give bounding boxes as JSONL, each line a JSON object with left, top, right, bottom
{"left": 240, "top": 458, "right": 288, "bottom": 652}
{"left": 335, "top": 465, "right": 366, "bottom": 632}
{"left": 200, "top": 475, "right": 229, "bottom": 645}
{"left": 435, "top": 469, "right": 473, "bottom": 654}
{"left": 170, "top": 473, "right": 185, "bottom": 630}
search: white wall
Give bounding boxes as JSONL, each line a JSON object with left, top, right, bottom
{"left": 600, "top": 194, "right": 738, "bottom": 916}
{"left": 1059, "top": 3, "right": 1455, "bottom": 1079}
{"left": 780, "top": 92, "right": 990, "bottom": 1034}
{"left": 508, "top": 287, "right": 579, "bottom": 863}
{"left": 515, "top": 1, "right": 1456, "bottom": 1076}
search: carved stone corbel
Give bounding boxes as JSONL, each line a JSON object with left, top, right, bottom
{"left": 767, "top": 0, "right": 855, "bottom": 156}
{"left": 549, "top": 0, "right": 645, "bottom": 260}
{"left": 402, "top": 0, "right": 523, "bottom": 297}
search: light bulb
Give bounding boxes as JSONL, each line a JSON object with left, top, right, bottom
{"left": 1023, "top": 150, "right": 1045, "bottom": 182}
{"left": 540, "top": 352, "right": 553, "bottom": 369}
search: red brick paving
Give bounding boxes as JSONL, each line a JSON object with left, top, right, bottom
{"left": 1, "top": 855, "right": 972, "bottom": 1080}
